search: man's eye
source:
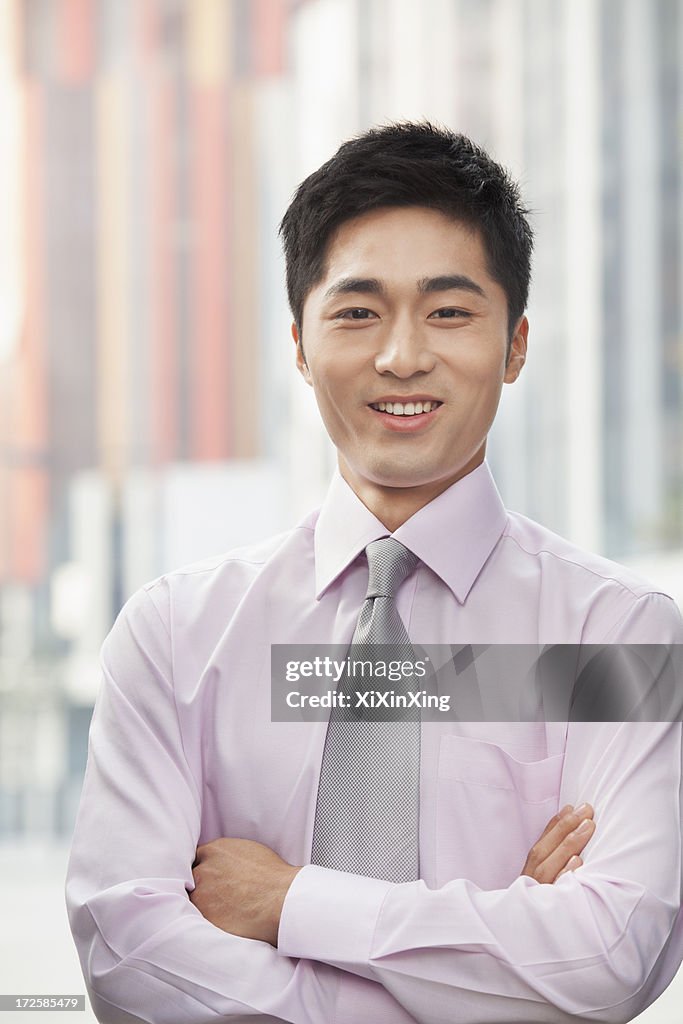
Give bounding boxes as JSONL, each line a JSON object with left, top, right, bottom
{"left": 336, "top": 308, "right": 377, "bottom": 320}
{"left": 429, "top": 308, "right": 469, "bottom": 319}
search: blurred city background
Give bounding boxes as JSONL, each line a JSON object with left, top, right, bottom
{"left": 0, "top": 0, "right": 682, "bottom": 1020}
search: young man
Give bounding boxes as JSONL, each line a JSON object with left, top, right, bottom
{"left": 67, "top": 123, "right": 683, "bottom": 1024}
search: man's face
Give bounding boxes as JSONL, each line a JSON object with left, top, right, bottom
{"left": 293, "top": 206, "right": 527, "bottom": 504}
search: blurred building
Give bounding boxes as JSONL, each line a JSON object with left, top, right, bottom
{"left": 0, "top": 0, "right": 682, "bottom": 841}
{"left": 0, "top": 0, "right": 295, "bottom": 838}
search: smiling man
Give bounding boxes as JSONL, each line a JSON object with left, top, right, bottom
{"left": 291, "top": 206, "right": 525, "bottom": 530}
{"left": 67, "top": 124, "right": 683, "bottom": 1024}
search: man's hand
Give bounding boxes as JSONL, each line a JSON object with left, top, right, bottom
{"left": 521, "top": 803, "right": 595, "bottom": 883}
{"left": 190, "top": 805, "right": 594, "bottom": 943}
{"left": 189, "top": 838, "right": 301, "bottom": 946}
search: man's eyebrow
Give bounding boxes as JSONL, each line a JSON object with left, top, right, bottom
{"left": 323, "top": 277, "right": 386, "bottom": 300}
{"left": 417, "top": 274, "right": 487, "bottom": 298}
{"left": 323, "top": 274, "right": 488, "bottom": 301}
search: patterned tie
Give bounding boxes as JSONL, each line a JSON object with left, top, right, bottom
{"left": 311, "top": 537, "right": 421, "bottom": 882}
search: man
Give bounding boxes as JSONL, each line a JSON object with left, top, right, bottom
{"left": 67, "top": 123, "right": 683, "bottom": 1023}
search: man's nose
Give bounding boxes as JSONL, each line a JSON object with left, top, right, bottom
{"left": 374, "top": 324, "right": 436, "bottom": 377}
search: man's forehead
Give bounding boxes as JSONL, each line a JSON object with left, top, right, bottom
{"left": 328, "top": 205, "right": 480, "bottom": 247}
{"left": 318, "top": 208, "right": 486, "bottom": 272}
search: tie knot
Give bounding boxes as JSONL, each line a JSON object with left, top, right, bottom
{"left": 365, "top": 538, "right": 418, "bottom": 599}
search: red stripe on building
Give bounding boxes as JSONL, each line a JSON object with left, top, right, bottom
{"left": 148, "top": 78, "right": 178, "bottom": 465}
{"left": 136, "top": 0, "right": 160, "bottom": 63}
{"left": 190, "top": 86, "right": 231, "bottom": 460}
{"left": 11, "top": 469, "right": 48, "bottom": 582}
{"left": 12, "top": 82, "right": 48, "bottom": 582}
{"left": 0, "top": 366, "right": 13, "bottom": 580}
{"left": 0, "top": 465, "right": 8, "bottom": 582}
{"left": 58, "top": 0, "right": 94, "bottom": 84}
{"left": 251, "top": 0, "right": 287, "bottom": 76}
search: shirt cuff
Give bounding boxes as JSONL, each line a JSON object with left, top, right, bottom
{"left": 277, "top": 865, "right": 393, "bottom": 970}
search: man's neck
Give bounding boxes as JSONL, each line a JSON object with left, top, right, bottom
{"left": 338, "top": 450, "right": 486, "bottom": 533}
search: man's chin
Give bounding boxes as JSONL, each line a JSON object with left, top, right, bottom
{"left": 355, "top": 452, "right": 485, "bottom": 493}
{"left": 353, "top": 464, "right": 461, "bottom": 493}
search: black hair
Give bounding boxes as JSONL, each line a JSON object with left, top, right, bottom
{"left": 279, "top": 121, "right": 533, "bottom": 342}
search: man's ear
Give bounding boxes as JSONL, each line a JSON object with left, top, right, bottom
{"left": 292, "top": 322, "right": 311, "bottom": 384}
{"left": 504, "top": 315, "right": 528, "bottom": 384}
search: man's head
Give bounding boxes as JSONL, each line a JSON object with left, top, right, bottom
{"left": 279, "top": 121, "right": 533, "bottom": 345}
{"left": 279, "top": 122, "right": 533, "bottom": 527}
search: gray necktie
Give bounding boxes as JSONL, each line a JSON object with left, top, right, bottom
{"left": 311, "top": 537, "right": 421, "bottom": 882}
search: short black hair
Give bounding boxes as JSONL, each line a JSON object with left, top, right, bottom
{"left": 279, "top": 121, "right": 533, "bottom": 341}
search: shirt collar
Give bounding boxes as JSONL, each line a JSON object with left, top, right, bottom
{"left": 314, "top": 460, "right": 508, "bottom": 603}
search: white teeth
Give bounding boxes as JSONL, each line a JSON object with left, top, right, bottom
{"left": 372, "top": 400, "right": 440, "bottom": 416}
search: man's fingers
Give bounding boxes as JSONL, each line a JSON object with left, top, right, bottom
{"left": 556, "top": 855, "right": 583, "bottom": 879}
{"left": 522, "top": 803, "right": 595, "bottom": 882}
{"left": 536, "top": 816, "right": 595, "bottom": 883}
{"left": 532, "top": 804, "right": 593, "bottom": 865}
{"left": 536, "top": 804, "right": 574, "bottom": 842}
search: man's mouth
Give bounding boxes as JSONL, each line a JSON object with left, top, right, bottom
{"left": 368, "top": 400, "right": 443, "bottom": 418}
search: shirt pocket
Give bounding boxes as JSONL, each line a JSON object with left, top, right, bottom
{"left": 435, "top": 734, "right": 565, "bottom": 890}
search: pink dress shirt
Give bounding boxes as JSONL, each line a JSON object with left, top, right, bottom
{"left": 66, "top": 461, "right": 683, "bottom": 1023}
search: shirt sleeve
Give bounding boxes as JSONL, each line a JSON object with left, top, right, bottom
{"left": 66, "top": 586, "right": 344, "bottom": 1024}
{"left": 278, "top": 592, "right": 683, "bottom": 1023}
